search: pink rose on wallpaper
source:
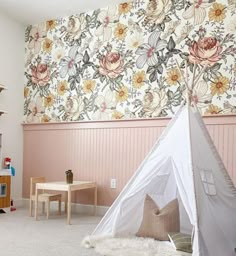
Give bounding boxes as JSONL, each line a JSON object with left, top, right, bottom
{"left": 31, "top": 63, "right": 50, "bottom": 86}
{"left": 189, "top": 37, "right": 223, "bottom": 66}
{"left": 99, "top": 52, "right": 124, "bottom": 78}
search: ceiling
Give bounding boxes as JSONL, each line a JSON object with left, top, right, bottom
{"left": 0, "top": 0, "right": 124, "bottom": 26}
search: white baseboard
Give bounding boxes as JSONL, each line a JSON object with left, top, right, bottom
{"left": 21, "top": 198, "right": 108, "bottom": 216}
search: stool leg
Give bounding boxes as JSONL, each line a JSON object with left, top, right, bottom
{"left": 59, "top": 199, "right": 61, "bottom": 215}
{"left": 46, "top": 201, "right": 50, "bottom": 219}
{"left": 29, "top": 200, "right": 33, "bottom": 217}
{"left": 42, "top": 202, "right": 45, "bottom": 214}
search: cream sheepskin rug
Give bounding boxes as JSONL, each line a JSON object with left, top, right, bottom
{"left": 82, "top": 236, "right": 191, "bottom": 256}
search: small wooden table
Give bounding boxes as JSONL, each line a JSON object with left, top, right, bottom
{"left": 34, "top": 181, "right": 97, "bottom": 224}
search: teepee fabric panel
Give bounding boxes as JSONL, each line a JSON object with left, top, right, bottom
{"left": 189, "top": 107, "right": 236, "bottom": 256}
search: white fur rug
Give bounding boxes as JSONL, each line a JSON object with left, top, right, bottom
{"left": 82, "top": 236, "right": 191, "bottom": 256}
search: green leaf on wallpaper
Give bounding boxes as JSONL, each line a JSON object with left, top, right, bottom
{"left": 167, "top": 36, "right": 175, "bottom": 51}
{"left": 87, "top": 102, "right": 95, "bottom": 112}
{"left": 147, "top": 66, "right": 155, "bottom": 74}
{"left": 25, "top": 25, "right": 32, "bottom": 42}
{"left": 179, "top": 52, "right": 189, "bottom": 60}
{"left": 75, "top": 75, "right": 80, "bottom": 83}
{"left": 210, "top": 71, "right": 221, "bottom": 80}
{"left": 58, "top": 105, "right": 64, "bottom": 112}
{"left": 202, "top": 72, "right": 207, "bottom": 81}
{"left": 100, "top": 75, "right": 106, "bottom": 83}
{"left": 32, "top": 83, "right": 37, "bottom": 90}
{"left": 70, "top": 80, "right": 76, "bottom": 91}
{"left": 164, "top": 15, "right": 171, "bottom": 22}
{"left": 189, "top": 63, "right": 194, "bottom": 73}
{"left": 83, "top": 51, "right": 90, "bottom": 64}
{"left": 172, "top": 99, "right": 181, "bottom": 107}
{"left": 156, "top": 65, "right": 163, "bottom": 74}
{"left": 177, "top": 84, "right": 185, "bottom": 93}
{"left": 86, "top": 14, "right": 91, "bottom": 22}
{"left": 157, "top": 23, "right": 165, "bottom": 31}
{"left": 81, "top": 32, "right": 87, "bottom": 39}
{"left": 25, "top": 72, "right": 32, "bottom": 80}
{"left": 116, "top": 75, "right": 123, "bottom": 83}
{"left": 93, "top": 71, "right": 100, "bottom": 79}
{"left": 149, "top": 71, "right": 157, "bottom": 82}
{"left": 160, "top": 109, "right": 168, "bottom": 117}
{"left": 174, "top": 90, "right": 182, "bottom": 100}
{"left": 210, "top": 63, "right": 222, "bottom": 72}
{"left": 83, "top": 97, "right": 89, "bottom": 105}
{"left": 167, "top": 90, "right": 174, "bottom": 99}
{"left": 173, "top": 0, "right": 185, "bottom": 10}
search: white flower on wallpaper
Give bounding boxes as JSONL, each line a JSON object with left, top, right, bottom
{"left": 192, "top": 80, "right": 212, "bottom": 112}
{"left": 95, "top": 5, "right": 118, "bottom": 42}
{"left": 93, "top": 89, "right": 116, "bottom": 120}
{"left": 135, "top": 31, "right": 167, "bottom": 68}
{"left": 26, "top": 97, "right": 45, "bottom": 123}
{"left": 24, "top": 0, "right": 236, "bottom": 123}
{"left": 143, "top": 88, "right": 168, "bottom": 117}
{"left": 67, "top": 15, "right": 86, "bottom": 42}
{"left": 142, "top": 0, "right": 172, "bottom": 28}
{"left": 182, "top": 0, "right": 211, "bottom": 25}
{"left": 64, "top": 96, "right": 84, "bottom": 121}
{"left": 59, "top": 46, "right": 83, "bottom": 78}
{"left": 28, "top": 23, "right": 46, "bottom": 53}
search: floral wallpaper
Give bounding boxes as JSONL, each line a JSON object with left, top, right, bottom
{"left": 24, "top": 0, "right": 236, "bottom": 123}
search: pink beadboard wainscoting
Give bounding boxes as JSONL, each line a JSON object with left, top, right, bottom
{"left": 22, "top": 115, "right": 236, "bottom": 207}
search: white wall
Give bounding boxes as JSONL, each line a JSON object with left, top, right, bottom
{"left": 0, "top": 11, "right": 24, "bottom": 201}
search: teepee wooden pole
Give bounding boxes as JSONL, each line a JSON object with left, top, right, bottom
{"left": 175, "top": 60, "right": 189, "bottom": 90}
{"left": 185, "top": 60, "right": 188, "bottom": 86}
{"left": 191, "top": 62, "right": 197, "bottom": 90}
{"left": 194, "top": 65, "right": 207, "bottom": 86}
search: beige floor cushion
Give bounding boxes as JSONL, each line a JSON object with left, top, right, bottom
{"left": 137, "top": 195, "right": 180, "bottom": 241}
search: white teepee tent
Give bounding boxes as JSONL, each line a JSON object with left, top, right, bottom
{"left": 91, "top": 64, "right": 236, "bottom": 256}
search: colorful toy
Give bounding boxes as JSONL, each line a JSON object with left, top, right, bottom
{"left": 4, "top": 157, "right": 11, "bottom": 169}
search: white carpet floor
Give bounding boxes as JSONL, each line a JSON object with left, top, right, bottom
{"left": 0, "top": 205, "right": 102, "bottom": 256}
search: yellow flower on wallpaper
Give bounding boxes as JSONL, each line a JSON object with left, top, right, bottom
{"left": 46, "top": 20, "right": 57, "bottom": 31}
{"left": 116, "top": 86, "right": 129, "bottom": 102}
{"left": 166, "top": 68, "right": 182, "bottom": 86}
{"left": 24, "top": 87, "right": 29, "bottom": 98}
{"left": 112, "top": 110, "right": 124, "bottom": 119}
{"left": 205, "top": 104, "right": 222, "bottom": 115}
{"left": 83, "top": 80, "right": 96, "bottom": 93}
{"left": 43, "top": 38, "right": 53, "bottom": 53}
{"left": 114, "top": 23, "right": 127, "bottom": 40}
{"left": 132, "top": 71, "right": 146, "bottom": 89}
{"left": 208, "top": 3, "right": 226, "bottom": 22}
{"left": 210, "top": 76, "right": 229, "bottom": 95}
{"left": 44, "top": 93, "right": 55, "bottom": 107}
{"left": 118, "top": 2, "right": 132, "bottom": 14}
{"left": 57, "top": 80, "right": 68, "bottom": 96}
{"left": 41, "top": 114, "right": 50, "bottom": 122}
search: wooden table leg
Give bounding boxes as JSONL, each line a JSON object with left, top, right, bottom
{"left": 94, "top": 186, "right": 97, "bottom": 216}
{"left": 65, "top": 192, "right": 68, "bottom": 214}
{"left": 67, "top": 187, "right": 71, "bottom": 225}
{"left": 34, "top": 185, "right": 38, "bottom": 220}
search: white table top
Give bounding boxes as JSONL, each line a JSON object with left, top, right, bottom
{"left": 36, "top": 180, "right": 96, "bottom": 191}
